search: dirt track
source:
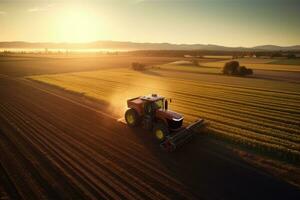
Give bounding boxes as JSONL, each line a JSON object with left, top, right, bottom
{"left": 0, "top": 75, "right": 300, "bottom": 200}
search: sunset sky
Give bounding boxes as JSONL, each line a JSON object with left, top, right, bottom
{"left": 0, "top": 0, "right": 299, "bottom": 47}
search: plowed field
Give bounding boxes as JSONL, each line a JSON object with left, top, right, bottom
{"left": 1, "top": 55, "right": 300, "bottom": 199}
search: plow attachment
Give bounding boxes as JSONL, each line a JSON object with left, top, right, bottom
{"left": 160, "top": 119, "right": 206, "bottom": 152}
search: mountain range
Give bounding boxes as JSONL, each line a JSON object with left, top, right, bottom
{"left": 0, "top": 41, "right": 300, "bottom": 51}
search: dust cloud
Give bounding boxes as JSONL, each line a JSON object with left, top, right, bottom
{"left": 107, "top": 72, "right": 170, "bottom": 118}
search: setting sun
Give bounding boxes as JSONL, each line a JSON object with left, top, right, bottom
{"left": 56, "top": 7, "right": 101, "bottom": 43}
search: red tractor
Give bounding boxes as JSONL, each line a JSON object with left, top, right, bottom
{"left": 125, "top": 94, "right": 205, "bottom": 151}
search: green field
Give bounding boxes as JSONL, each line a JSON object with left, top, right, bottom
{"left": 154, "top": 62, "right": 220, "bottom": 74}
{"left": 30, "top": 66, "right": 300, "bottom": 163}
{"left": 155, "top": 58, "right": 300, "bottom": 76}
{"left": 268, "top": 59, "right": 300, "bottom": 66}
{"left": 203, "top": 58, "right": 300, "bottom": 72}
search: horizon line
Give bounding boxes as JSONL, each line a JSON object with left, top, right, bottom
{"left": 0, "top": 40, "right": 300, "bottom": 49}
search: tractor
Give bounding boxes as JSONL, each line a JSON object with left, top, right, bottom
{"left": 124, "top": 94, "right": 206, "bottom": 151}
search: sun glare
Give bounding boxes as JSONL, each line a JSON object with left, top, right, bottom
{"left": 57, "top": 7, "right": 101, "bottom": 43}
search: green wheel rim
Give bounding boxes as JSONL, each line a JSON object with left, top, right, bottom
{"left": 127, "top": 113, "right": 134, "bottom": 124}
{"left": 155, "top": 129, "right": 164, "bottom": 140}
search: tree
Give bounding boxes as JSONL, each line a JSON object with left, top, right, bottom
{"left": 271, "top": 52, "right": 282, "bottom": 58}
{"left": 223, "top": 61, "right": 239, "bottom": 75}
{"left": 246, "top": 68, "right": 253, "bottom": 75}
{"left": 223, "top": 61, "right": 253, "bottom": 76}
{"left": 287, "top": 53, "right": 296, "bottom": 59}
{"left": 238, "top": 66, "right": 248, "bottom": 76}
{"left": 132, "top": 62, "right": 146, "bottom": 70}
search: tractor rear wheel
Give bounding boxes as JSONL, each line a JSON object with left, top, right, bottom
{"left": 125, "top": 108, "right": 140, "bottom": 127}
{"left": 153, "top": 122, "right": 169, "bottom": 142}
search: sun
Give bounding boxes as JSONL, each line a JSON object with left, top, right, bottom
{"left": 57, "top": 7, "right": 101, "bottom": 43}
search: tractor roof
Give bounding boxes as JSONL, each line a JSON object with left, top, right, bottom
{"left": 140, "top": 94, "right": 164, "bottom": 102}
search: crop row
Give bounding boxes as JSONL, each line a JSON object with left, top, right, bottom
{"left": 172, "top": 96, "right": 300, "bottom": 128}
{"left": 208, "top": 127, "right": 300, "bottom": 163}
{"left": 30, "top": 69, "right": 300, "bottom": 163}
{"left": 169, "top": 91, "right": 300, "bottom": 124}
{"left": 70, "top": 72, "right": 300, "bottom": 114}
{"left": 52, "top": 74, "right": 300, "bottom": 119}
{"left": 175, "top": 107, "right": 300, "bottom": 151}
{"left": 174, "top": 102, "right": 300, "bottom": 141}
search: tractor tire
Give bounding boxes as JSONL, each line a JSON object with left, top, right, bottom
{"left": 125, "top": 108, "right": 140, "bottom": 127}
{"left": 153, "top": 122, "right": 169, "bottom": 142}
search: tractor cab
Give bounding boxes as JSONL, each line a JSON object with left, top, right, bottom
{"left": 142, "top": 95, "right": 183, "bottom": 129}
{"left": 140, "top": 94, "right": 167, "bottom": 114}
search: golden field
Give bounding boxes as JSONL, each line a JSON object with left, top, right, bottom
{"left": 29, "top": 62, "right": 300, "bottom": 163}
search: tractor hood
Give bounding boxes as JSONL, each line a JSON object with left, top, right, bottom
{"left": 156, "top": 109, "right": 183, "bottom": 121}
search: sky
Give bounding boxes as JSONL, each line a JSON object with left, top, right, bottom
{"left": 0, "top": 0, "right": 299, "bottom": 47}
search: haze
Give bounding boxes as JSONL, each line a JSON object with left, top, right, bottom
{"left": 0, "top": 0, "right": 299, "bottom": 47}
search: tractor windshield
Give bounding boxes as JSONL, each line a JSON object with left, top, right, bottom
{"left": 154, "top": 99, "right": 164, "bottom": 110}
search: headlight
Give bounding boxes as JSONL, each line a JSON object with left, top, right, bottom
{"left": 172, "top": 117, "right": 183, "bottom": 121}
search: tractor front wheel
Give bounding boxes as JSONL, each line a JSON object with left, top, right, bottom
{"left": 153, "top": 122, "right": 169, "bottom": 142}
{"left": 125, "top": 108, "right": 140, "bottom": 127}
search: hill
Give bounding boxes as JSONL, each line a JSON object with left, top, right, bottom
{"left": 0, "top": 41, "right": 300, "bottom": 51}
